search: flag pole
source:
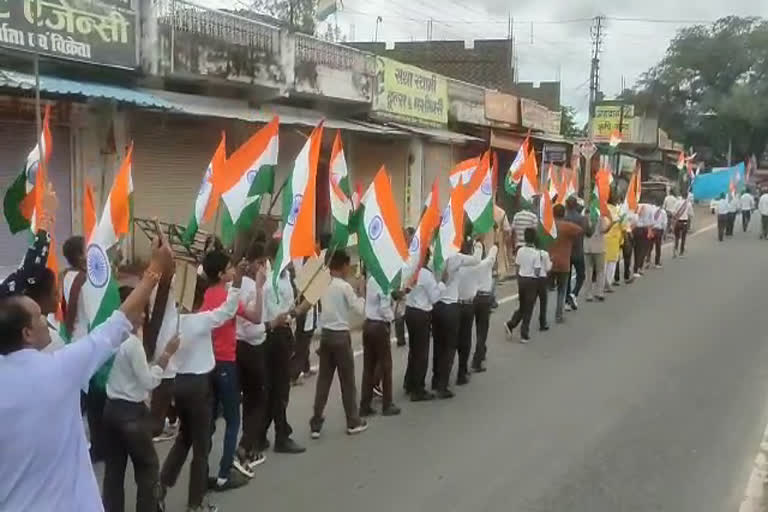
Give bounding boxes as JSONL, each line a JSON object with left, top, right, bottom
{"left": 32, "top": 0, "right": 42, "bottom": 146}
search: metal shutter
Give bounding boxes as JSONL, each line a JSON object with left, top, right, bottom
{"left": 423, "top": 141, "right": 455, "bottom": 210}
{"left": 0, "top": 121, "right": 72, "bottom": 274}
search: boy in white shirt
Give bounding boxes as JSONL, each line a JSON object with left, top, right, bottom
{"left": 505, "top": 228, "right": 552, "bottom": 343}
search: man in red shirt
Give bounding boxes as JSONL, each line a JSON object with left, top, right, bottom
{"left": 548, "top": 204, "right": 584, "bottom": 324}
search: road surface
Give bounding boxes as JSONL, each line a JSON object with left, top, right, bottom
{"left": 117, "top": 217, "right": 768, "bottom": 512}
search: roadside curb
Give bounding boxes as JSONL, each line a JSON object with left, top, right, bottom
{"left": 739, "top": 418, "right": 768, "bottom": 512}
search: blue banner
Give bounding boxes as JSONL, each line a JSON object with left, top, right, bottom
{"left": 692, "top": 162, "right": 745, "bottom": 200}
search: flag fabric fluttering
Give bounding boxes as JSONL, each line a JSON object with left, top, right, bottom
{"left": 273, "top": 122, "right": 322, "bottom": 290}
{"left": 566, "top": 167, "right": 578, "bottom": 199}
{"left": 4, "top": 106, "right": 53, "bottom": 234}
{"left": 84, "top": 182, "right": 97, "bottom": 241}
{"left": 356, "top": 166, "right": 410, "bottom": 294}
{"left": 406, "top": 179, "right": 440, "bottom": 279}
{"left": 505, "top": 134, "right": 530, "bottom": 194}
{"left": 623, "top": 165, "right": 641, "bottom": 213}
{"left": 538, "top": 180, "right": 558, "bottom": 249}
{"left": 463, "top": 151, "right": 495, "bottom": 235}
{"left": 590, "top": 168, "right": 612, "bottom": 223}
{"left": 609, "top": 130, "right": 622, "bottom": 149}
{"left": 184, "top": 132, "right": 228, "bottom": 245}
{"left": 220, "top": 118, "right": 278, "bottom": 245}
{"left": 433, "top": 183, "right": 466, "bottom": 274}
{"left": 329, "top": 131, "right": 354, "bottom": 249}
{"left": 518, "top": 144, "right": 539, "bottom": 205}
{"left": 676, "top": 151, "right": 686, "bottom": 171}
{"left": 449, "top": 157, "right": 480, "bottom": 189}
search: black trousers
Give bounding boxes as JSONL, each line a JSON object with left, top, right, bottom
{"left": 472, "top": 293, "right": 492, "bottom": 368}
{"left": 622, "top": 236, "right": 634, "bottom": 281}
{"left": 260, "top": 326, "right": 294, "bottom": 444}
{"left": 291, "top": 327, "right": 313, "bottom": 381}
{"left": 718, "top": 214, "right": 728, "bottom": 241}
{"left": 86, "top": 386, "right": 108, "bottom": 462}
{"left": 150, "top": 378, "right": 176, "bottom": 437}
{"left": 404, "top": 307, "right": 431, "bottom": 394}
{"left": 102, "top": 399, "right": 159, "bottom": 512}
{"left": 536, "top": 277, "right": 549, "bottom": 328}
{"left": 431, "top": 302, "right": 460, "bottom": 391}
{"left": 509, "top": 277, "right": 538, "bottom": 338}
{"left": 566, "top": 257, "right": 585, "bottom": 298}
{"left": 762, "top": 215, "right": 768, "bottom": 239}
{"left": 743, "top": 210, "right": 752, "bottom": 232}
{"left": 456, "top": 302, "right": 475, "bottom": 379}
{"left": 361, "top": 320, "right": 394, "bottom": 409}
{"left": 160, "top": 373, "right": 212, "bottom": 509}
{"left": 674, "top": 220, "right": 689, "bottom": 255}
{"left": 633, "top": 228, "right": 649, "bottom": 273}
{"left": 236, "top": 340, "right": 267, "bottom": 455}
{"left": 727, "top": 211, "right": 736, "bottom": 236}
{"left": 652, "top": 228, "right": 664, "bottom": 265}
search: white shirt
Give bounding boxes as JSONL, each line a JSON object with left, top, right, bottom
{"left": 174, "top": 285, "right": 240, "bottom": 375}
{"left": 263, "top": 271, "right": 294, "bottom": 323}
{"left": 43, "top": 324, "right": 66, "bottom": 353}
{"left": 653, "top": 209, "right": 668, "bottom": 231}
{"left": 405, "top": 268, "right": 445, "bottom": 312}
{"left": 729, "top": 196, "right": 741, "bottom": 212}
{"left": 759, "top": 194, "right": 768, "bottom": 216}
{"left": 516, "top": 246, "right": 552, "bottom": 278}
{"left": 439, "top": 249, "right": 482, "bottom": 304}
{"left": 458, "top": 245, "right": 498, "bottom": 300}
{"left": 675, "top": 198, "right": 694, "bottom": 221}
{"left": 476, "top": 246, "right": 499, "bottom": 293}
{"left": 149, "top": 277, "right": 180, "bottom": 379}
{"left": 236, "top": 276, "right": 266, "bottom": 346}
{"left": 663, "top": 194, "right": 678, "bottom": 213}
{"left": 716, "top": 198, "right": 731, "bottom": 215}
{"left": 319, "top": 277, "right": 365, "bottom": 331}
{"left": 636, "top": 204, "right": 655, "bottom": 227}
{"left": 365, "top": 276, "right": 395, "bottom": 322}
{"left": 741, "top": 193, "right": 755, "bottom": 211}
{"left": 63, "top": 269, "right": 88, "bottom": 341}
{"left": 106, "top": 334, "right": 163, "bottom": 403}
{"left": 0, "top": 311, "right": 132, "bottom": 512}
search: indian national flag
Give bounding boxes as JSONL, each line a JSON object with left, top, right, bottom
{"left": 566, "top": 167, "right": 578, "bottom": 198}
{"left": 84, "top": 182, "right": 97, "bottom": 240}
{"left": 407, "top": 178, "right": 439, "bottom": 278}
{"left": 538, "top": 181, "right": 557, "bottom": 249}
{"left": 519, "top": 144, "right": 539, "bottom": 205}
{"left": 183, "top": 132, "right": 228, "bottom": 246}
{"left": 357, "top": 166, "right": 409, "bottom": 294}
{"left": 329, "top": 131, "right": 353, "bottom": 249}
{"left": 676, "top": 151, "right": 686, "bottom": 171}
{"left": 449, "top": 157, "right": 480, "bottom": 188}
{"left": 464, "top": 151, "right": 494, "bottom": 235}
{"left": 590, "top": 168, "right": 612, "bottom": 223}
{"left": 505, "top": 134, "right": 530, "bottom": 194}
{"left": 220, "top": 118, "right": 278, "bottom": 245}
{"left": 3, "top": 105, "right": 52, "bottom": 234}
{"left": 609, "top": 130, "right": 622, "bottom": 148}
{"left": 434, "top": 183, "right": 466, "bottom": 274}
{"left": 623, "top": 165, "right": 641, "bottom": 213}
{"left": 273, "top": 122, "right": 323, "bottom": 289}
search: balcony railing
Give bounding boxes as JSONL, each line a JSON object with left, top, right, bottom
{"left": 295, "top": 34, "right": 374, "bottom": 73}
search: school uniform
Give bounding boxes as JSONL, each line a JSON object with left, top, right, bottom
{"left": 759, "top": 193, "right": 768, "bottom": 239}
{"left": 470, "top": 245, "right": 498, "bottom": 372}
{"left": 716, "top": 199, "right": 730, "bottom": 241}
{"left": 727, "top": 196, "right": 740, "bottom": 236}
{"left": 147, "top": 278, "right": 179, "bottom": 438}
{"left": 292, "top": 302, "right": 318, "bottom": 381}
{"left": 652, "top": 208, "right": 668, "bottom": 266}
{"left": 741, "top": 192, "right": 755, "bottom": 232}
{"left": 673, "top": 198, "right": 694, "bottom": 256}
{"left": 360, "top": 276, "right": 396, "bottom": 411}
{"left": 507, "top": 245, "right": 552, "bottom": 340}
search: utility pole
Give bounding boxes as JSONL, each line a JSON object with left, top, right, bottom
{"left": 584, "top": 14, "right": 605, "bottom": 205}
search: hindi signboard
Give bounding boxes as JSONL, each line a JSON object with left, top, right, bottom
{"left": 372, "top": 56, "right": 448, "bottom": 126}
{"left": 592, "top": 104, "right": 634, "bottom": 142}
{"left": 0, "top": 0, "right": 137, "bottom": 69}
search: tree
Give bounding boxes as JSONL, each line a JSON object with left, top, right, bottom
{"left": 249, "top": 0, "right": 317, "bottom": 35}
{"left": 633, "top": 16, "right": 768, "bottom": 165}
{"left": 560, "top": 106, "right": 584, "bottom": 138}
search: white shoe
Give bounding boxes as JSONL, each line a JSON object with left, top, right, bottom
{"left": 347, "top": 420, "right": 369, "bottom": 435}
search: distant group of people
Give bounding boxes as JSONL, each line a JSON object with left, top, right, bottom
{"left": 713, "top": 188, "right": 768, "bottom": 241}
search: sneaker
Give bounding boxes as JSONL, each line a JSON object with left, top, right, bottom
{"left": 382, "top": 404, "right": 402, "bottom": 416}
{"left": 247, "top": 452, "right": 266, "bottom": 473}
{"left": 564, "top": 304, "right": 573, "bottom": 312}
{"left": 233, "top": 448, "right": 255, "bottom": 478}
{"left": 504, "top": 320, "right": 514, "bottom": 339}
{"left": 519, "top": 335, "right": 530, "bottom": 344}
{"left": 655, "top": 264, "right": 663, "bottom": 269}
{"left": 274, "top": 438, "right": 306, "bottom": 454}
{"left": 305, "top": 368, "right": 318, "bottom": 377}
{"left": 310, "top": 417, "right": 324, "bottom": 439}
{"left": 373, "top": 384, "right": 383, "bottom": 398}
{"left": 596, "top": 296, "right": 606, "bottom": 302}
{"left": 347, "top": 420, "right": 369, "bottom": 435}
{"left": 153, "top": 420, "right": 178, "bottom": 443}
{"left": 359, "top": 405, "right": 377, "bottom": 417}
{"left": 290, "top": 377, "right": 304, "bottom": 387}
{"left": 612, "top": 281, "right": 621, "bottom": 287}
{"left": 540, "top": 324, "right": 550, "bottom": 331}
{"left": 570, "top": 295, "right": 579, "bottom": 310}
{"left": 212, "top": 468, "right": 249, "bottom": 492}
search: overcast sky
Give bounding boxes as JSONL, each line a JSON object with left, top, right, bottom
{"left": 213, "top": 0, "right": 767, "bottom": 122}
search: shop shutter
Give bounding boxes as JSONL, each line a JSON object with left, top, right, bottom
{"left": 423, "top": 141, "right": 455, "bottom": 210}
{"left": 0, "top": 121, "right": 72, "bottom": 275}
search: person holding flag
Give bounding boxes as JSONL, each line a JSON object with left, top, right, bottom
{"left": 505, "top": 228, "right": 552, "bottom": 343}
{"left": 727, "top": 183, "right": 740, "bottom": 237}
{"left": 548, "top": 204, "right": 583, "bottom": 323}
{"left": 740, "top": 189, "right": 756, "bottom": 233}
{"left": 672, "top": 191, "right": 694, "bottom": 257}
{"left": 716, "top": 192, "right": 730, "bottom": 242}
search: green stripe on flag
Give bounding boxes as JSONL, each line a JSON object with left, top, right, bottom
{"left": 182, "top": 212, "right": 199, "bottom": 247}
{"left": 471, "top": 200, "right": 494, "bottom": 235}
{"left": 88, "top": 277, "right": 121, "bottom": 391}
{"left": 3, "top": 170, "right": 31, "bottom": 234}
{"left": 356, "top": 205, "right": 398, "bottom": 294}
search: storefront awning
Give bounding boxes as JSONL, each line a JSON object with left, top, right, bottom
{"left": 0, "top": 70, "right": 171, "bottom": 109}
{"left": 388, "top": 122, "right": 485, "bottom": 144}
{"left": 150, "top": 90, "right": 408, "bottom": 136}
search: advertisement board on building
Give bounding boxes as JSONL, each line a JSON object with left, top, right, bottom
{"left": 520, "top": 97, "right": 561, "bottom": 135}
{"left": 0, "top": 0, "right": 137, "bottom": 69}
{"left": 543, "top": 143, "right": 567, "bottom": 163}
{"left": 485, "top": 91, "right": 519, "bottom": 125}
{"left": 372, "top": 56, "right": 448, "bottom": 126}
{"left": 593, "top": 104, "right": 634, "bottom": 142}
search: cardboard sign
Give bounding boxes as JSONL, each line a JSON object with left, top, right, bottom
{"left": 295, "top": 250, "right": 331, "bottom": 305}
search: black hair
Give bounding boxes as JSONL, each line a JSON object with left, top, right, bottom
{"left": 0, "top": 296, "right": 33, "bottom": 355}
{"left": 266, "top": 238, "right": 280, "bottom": 260}
{"left": 245, "top": 241, "right": 266, "bottom": 263}
{"left": 62, "top": 236, "right": 85, "bottom": 267}
{"left": 460, "top": 237, "right": 474, "bottom": 255}
{"left": 202, "top": 249, "right": 230, "bottom": 282}
{"left": 253, "top": 230, "right": 267, "bottom": 244}
{"left": 24, "top": 268, "right": 57, "bottom": 305}
{"left": 203, "top": 235, "right": 224, "bottom": 254}
{"left": 329, "top": 250, "right": 351, "bottom": 271}
{"left": 405, "top": 226, "right": 416, "bottom": 238}
{"left": 524, "top": 227, "right": 537, "bottom": 245}
{"left": 553, "top": 204, "right": 566, "bottom": 218}
{"left": 423, "top": 248, "right": 432, "bottom": 268}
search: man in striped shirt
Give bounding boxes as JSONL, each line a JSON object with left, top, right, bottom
{"left": 512, "top": 206, "right": 539, "bottom": 253}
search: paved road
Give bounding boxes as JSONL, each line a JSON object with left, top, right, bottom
{"left": 118, "top": 217, "right": 768, "bottom": 512}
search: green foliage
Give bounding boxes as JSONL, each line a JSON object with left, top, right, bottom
{"left": 560, "top": 106, "right": 585, "bottom": 138}
{"left": 249, "top": 0, "right": 317, "bottom": 35}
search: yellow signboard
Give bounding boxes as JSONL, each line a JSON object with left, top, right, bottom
{"left": 593, "top": 104, "right": 634, "bottom": 141}
{"left": 372, "top": 56, "right": 448, "bottom": 126}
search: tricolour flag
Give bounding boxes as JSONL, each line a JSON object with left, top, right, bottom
{"left": 357, "top": 166, "right": 409, "bottom": 294}
{"left": 519, "top": 145, "right": 539, "bottom": 204}
{"left": 505, "top": 134, "right": 530, "bottom": 194}
{"left": 329, "top": 131, "right": 353, "bottom": 249}
{"left": 3, "top": 106, "right": 52, "bottom": 234}
{"left": 538, "top": 180, "right": 557, "bottom": 249}
{"left": 464, "top": 151, "right": 494, "bottom": 235}
{"left": 273, "top": 122, "right": 323, "bottom": 289}
{"left": 184, "top": 132, "right": 228, "bottom": 246}
{"left": 609, "top": 130, "right": 622, "bottom": 149}
{"left": 676, "top": 151, "right": 686, "bottom": 171}
{"left": 590, "top": 167, "right": 612, "bottom": 223}
{"left": 434, "top": 183, "right": 466, "bottom": 274}
{"left": 220, "top": 118, "right": 278, "bottom": 245}
{"left": 623, "top": 164, "right": 641, "bottom": 213}
{"left": 84, "top": 182, "right": 97, "bottom": 240}
{"left": 406, "top": 179, "right": 439, "bottom": 279}
{"left": 566, "top": 167, "right": 578, "bottom": 198}
{"left": 449, "top": 157, "right": 480, "bottom": 188}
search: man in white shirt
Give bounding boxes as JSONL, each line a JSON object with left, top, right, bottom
{"left": 633, "top": 204, "right": 654, "bottom": 277}
{"left": 727, "top": 192, "right": 740, "bottom": 236}
{"left": 759, "top": 189, "right": 768, "bottom": 239}
{"left": 511, "top": 206, "right": 539, "bottom": 252}
{"left": 403, "top": 248, "right": 445, "bottom": 401}
{"left": 715, "top": 193, "right": 730, "bottom": 241}
{"left": 0, "top": 239, "right": 172, "bottom": 512}
{"left": 431, "top": 242, "right": 481, "bottom": 398}
{"left": 505, "top": 228, "right": 552, "bottom": 343}
{"left": 663, "top": 191, "right": 679, "bottom": 219}
{"left": 311, "top": 250, "right": 368, "bottom": 439}
{"left": 359, "top": 274, "right": 402, "bottom": 417}
{"left": 651, "top": 205, "right": 668, "bottom": 268}
{"left": 102, "top": 286, "right": 181, "bottom": 512}
{"left": 472, "top": 241, "right": 498, "bottom": 373}
{"left": 741, "top": 190, "right": 756, "bottom": 232}
{"left": 671, "top": 192, "right": 695, "bottom": 257}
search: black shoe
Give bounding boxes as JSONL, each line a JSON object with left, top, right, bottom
{"left": 274, "top": 438, "right": 306, "bottom": 454}
{"left": 596, "top": 296, "right": 606, "bottom": 302}
{"left": 382, "top": 404, "right": 402, "bottom": 416}
{"left": 396, "top": 341, "right": 406, "bottom": 347}
{"left": 411, "top": 390, "right": 435, "bottom": 402}
{"left": 456, "top": 373, "right": 470, "bottom": 386}
{"left": 211, "top": 468, "right": 249, "bottom": 492}
{"left": 207, "top": 477, "right": 218, "bottom": 490}
{"left": 471, "top": 364, "right": 487, "bottom": 373}
{"left": 540, "top": 324, "right": 550, "bottom": 331}
{"left": 436, "top": 389, "right": 455, "bottom": 399}
{"left": 359, "top": 405, "right": 377, "bottom": 417}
